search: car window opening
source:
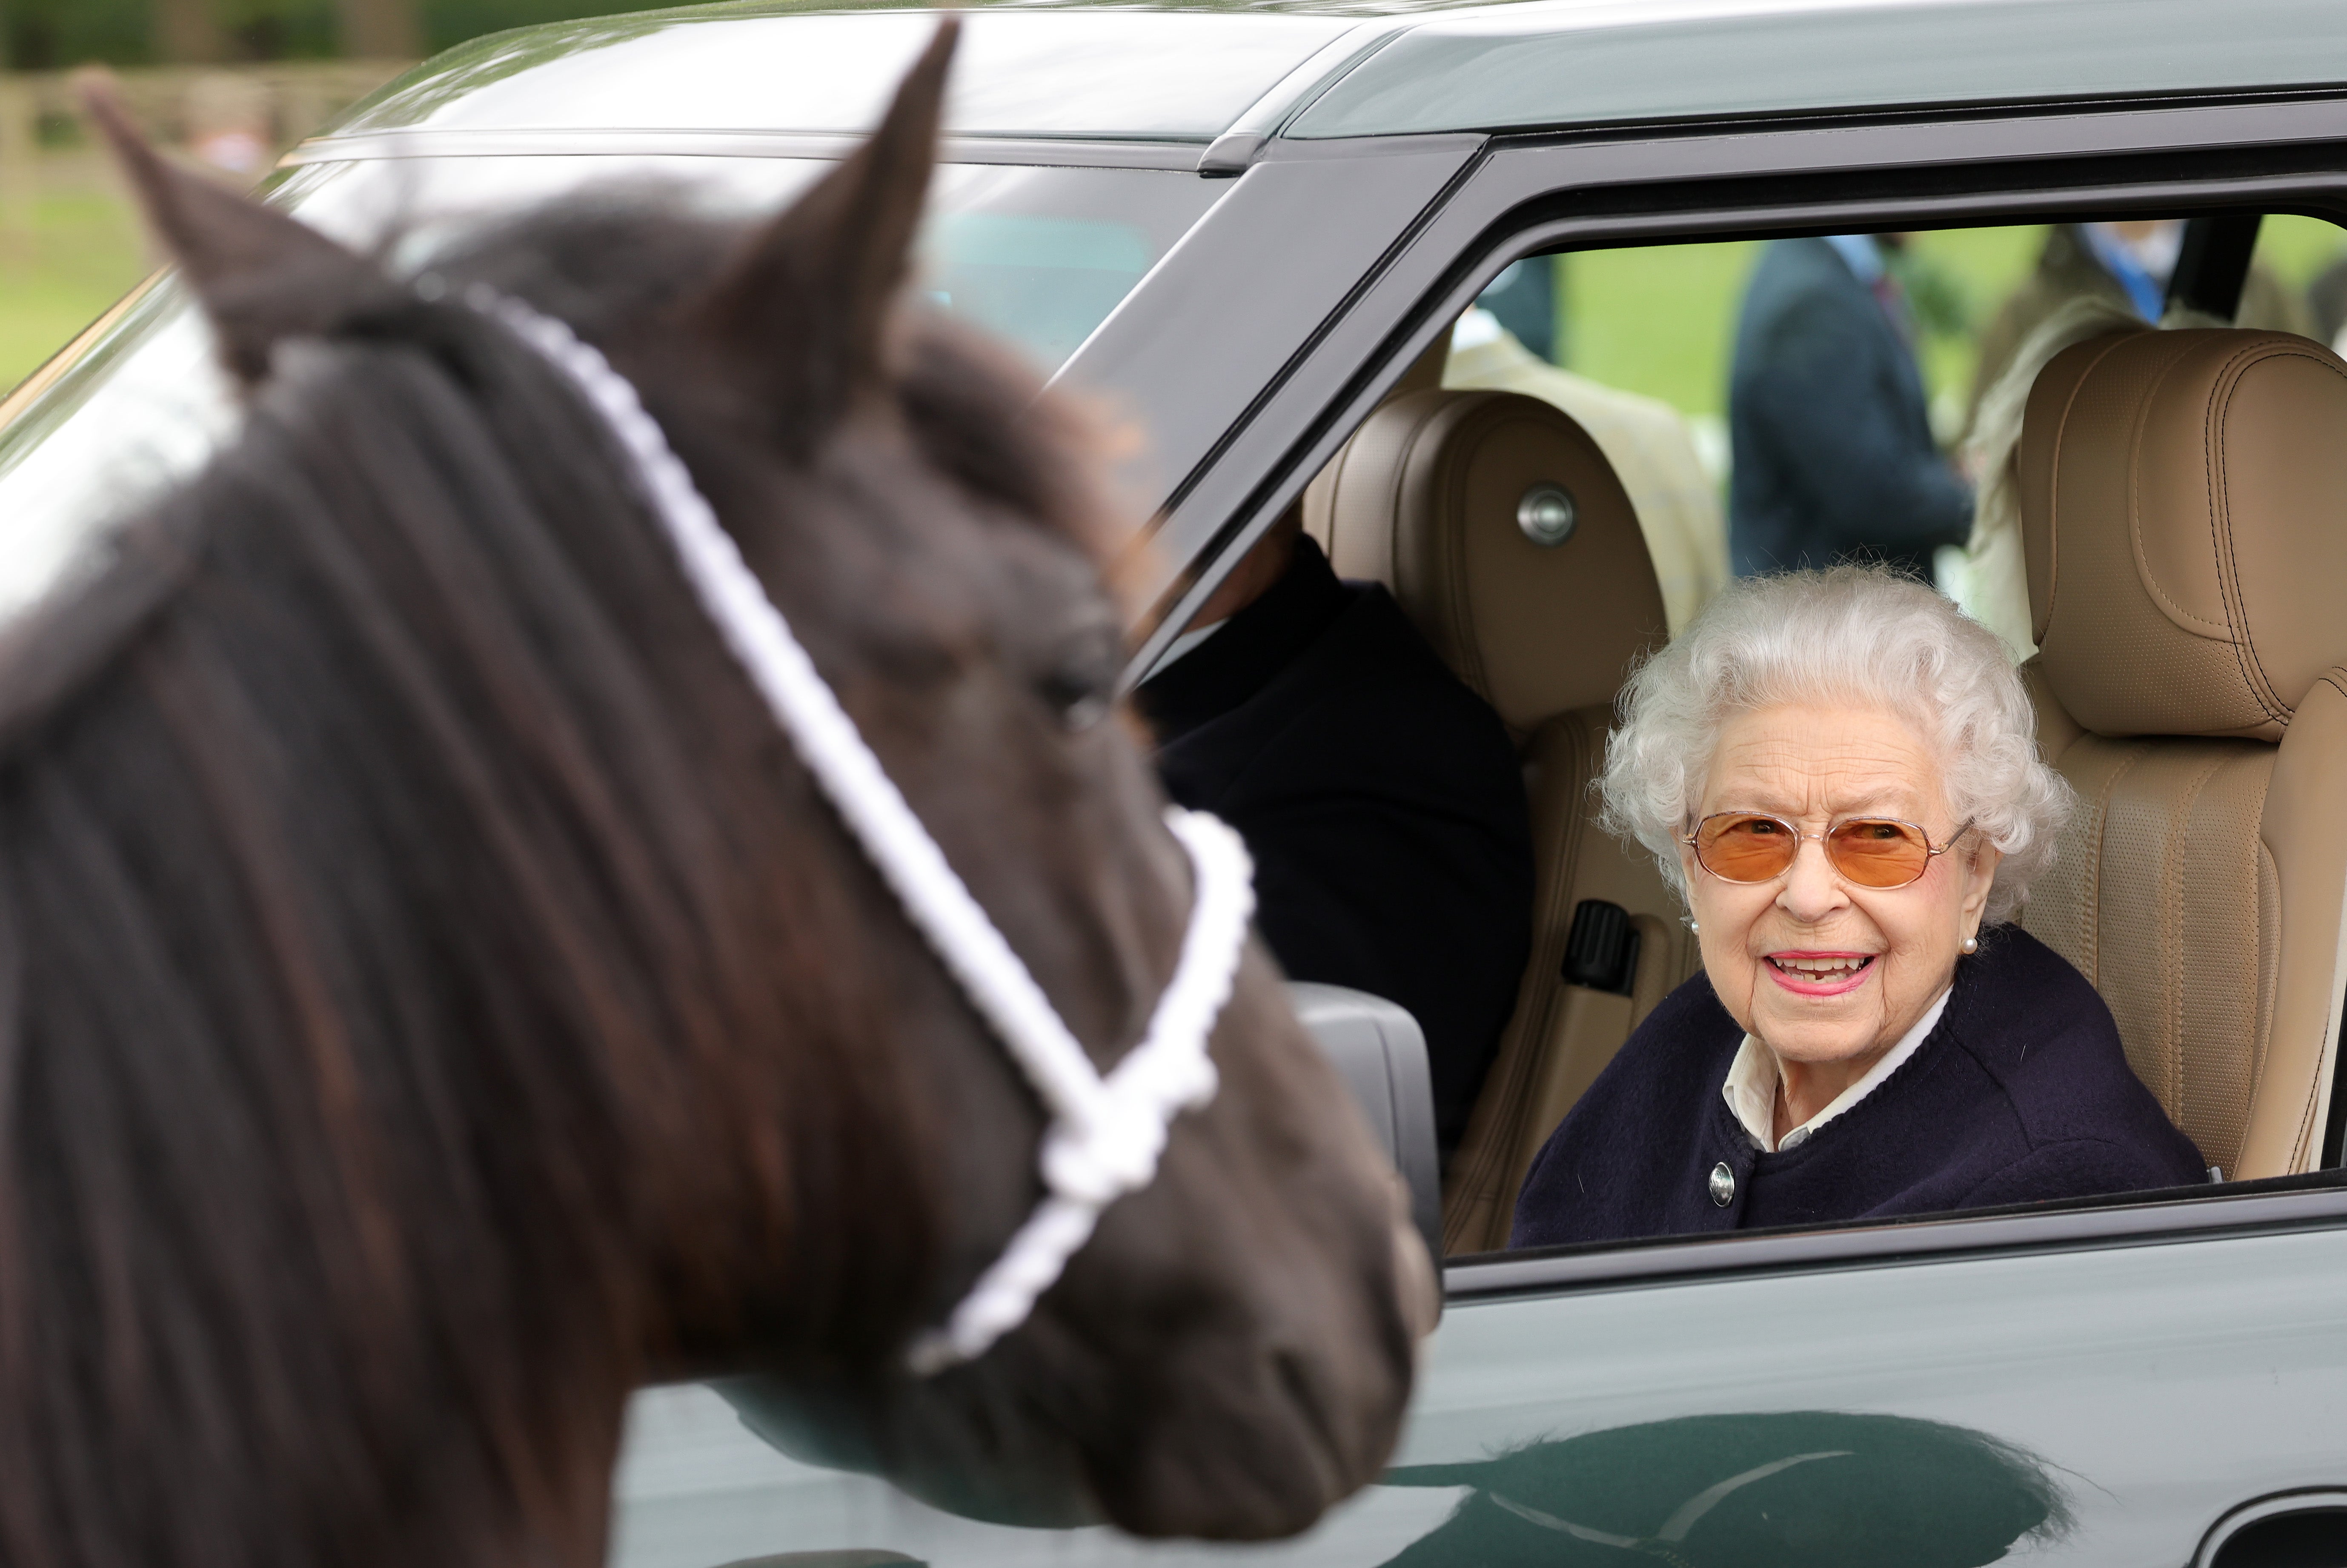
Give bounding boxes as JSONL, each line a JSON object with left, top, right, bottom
{"left": 1163, "top": 211, "right": 2347, "bottom": 1265}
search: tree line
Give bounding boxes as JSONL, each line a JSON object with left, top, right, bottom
{"left": 0, "top": 0, "right": 656, "bottom": 69}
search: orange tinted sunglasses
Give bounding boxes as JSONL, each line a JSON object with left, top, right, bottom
{"left": 1686, "top": 812, "right": 1975, "bottom": 890}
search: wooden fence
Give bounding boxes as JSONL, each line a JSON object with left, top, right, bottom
{"left": 0, "top": 60, "right": 413, "bottom": 232}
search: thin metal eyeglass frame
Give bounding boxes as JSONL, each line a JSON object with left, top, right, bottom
{"left": 1684, "top": 813, "right": 1977, "bottom": 890}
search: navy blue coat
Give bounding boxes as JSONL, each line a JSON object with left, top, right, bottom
{"left": 1510, "top": 926, "right": 2207, "bottom": 1249}
{"left": 1727, "top": 237, "right": 1974, "bottom": 579}
{"left": 1141, "top": 536, "right": 1532, "bottom": 1156}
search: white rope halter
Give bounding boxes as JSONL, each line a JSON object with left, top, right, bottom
{"left": 475, "top": 290, "right": 1255, "bottom": 1375}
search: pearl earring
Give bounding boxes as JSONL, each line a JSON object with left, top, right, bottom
{"left": 1960, "top": 935, "right": 1979, "bottom": 955}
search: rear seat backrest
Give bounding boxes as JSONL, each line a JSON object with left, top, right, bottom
{"left": 2016, "top": 327, "right": 2347, "bottom": 1179}
{"left": 1304, "top": 388, "right": 1689, "bottom": 1253}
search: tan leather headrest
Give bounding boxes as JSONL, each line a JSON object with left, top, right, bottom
{"left": 2020, "top": 328, "right": 2347, "bottom": 741}
{"left": 1312, "top": 389, "right": 1666, "bottom": 733}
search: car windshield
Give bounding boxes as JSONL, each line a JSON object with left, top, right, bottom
{"left": 0, "top": 152, "right": 1224, "bottom": 633}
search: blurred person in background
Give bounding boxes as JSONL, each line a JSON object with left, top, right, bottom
{"left": 1966, "top": 221, "right": 2309, "bottom": 427}
{"left": 1726, "top": 233, "right": 1973, "bottom": 580}
{"left": 1943, "top": 297, "right": 2143, "bottom": 664}
{"left": 1474, "top": 257, "right": 1560, "bottom": 362}
{"left": 2306, "top": 252, "right": 2347, "bottom": 357}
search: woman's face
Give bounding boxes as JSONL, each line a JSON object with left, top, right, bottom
{"left": 1680, "top": 703, "right": 2001, "bottom": 1067}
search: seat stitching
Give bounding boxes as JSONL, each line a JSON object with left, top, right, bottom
{"left": 1392, "top": 392, "right": 1460, "bottom": 681}
{"left": 1443, "top": 398, "right": 1491, "bottom": 701}
{"left": 2207, "top": 352, "right": 2270, "bottom": 717}
{"left": 2218, "top": 345, "right": 2347, "bottom": 729}
{"left": 2290, "top": 981, "right": 2326, "bottom": 1174}
{"left": 1503, "top": 720, "right": 1597, "bottom": 1182}
{"left": 2130, "top": 337, "right": 2233, "bottom": 638}
{"left": 2164, "top": 750, "right": 2228, "bottom": 1127}
{"left": 2282, "top": 670, "right": 2347, "bottom": 1171}
{"left": 2291, "top": 669, "right": 2347, "bottom": 1169}
{"left": 1375, "top": 395, "right": 1435, "bottom": 581}
{"left": 2245, "top": 752, "right": 2282, "bottom": 1092}
{"left": 1452, "top": 715, "right": 1594, "bottom": 1248}
{"left": 2207, "top": 343, "right": 2307, "bottom": 727}
{"left": 2244, "top": 833, "right": 2280, "bottom": 1136}
{"left": 2080, "top": 742, "right": 2146, "bottom": 992}
{"left": 2041, "top": 332, "right": 2139, "bottom": 646}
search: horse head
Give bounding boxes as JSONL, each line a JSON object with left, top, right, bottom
{"left": 13, "top": 22, "right": 1430, "bottom": 1567}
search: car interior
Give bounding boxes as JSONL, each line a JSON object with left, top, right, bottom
{"left": 1298, "top": 343, "right": 1700, "bottom": 1254}
{"left": 1251, "top": 212, "right": 2347, "bottom": 1257}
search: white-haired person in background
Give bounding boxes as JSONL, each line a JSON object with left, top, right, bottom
{"left": 1942, "top": 294, "right": 2245, "bottom": 663}
{"left": 1511, "top": 567, "right": 2205, "bottom": 1249}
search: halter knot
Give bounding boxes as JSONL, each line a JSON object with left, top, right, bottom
{"left": 481, "top": 289, "right": 1255, "bottom": 1377}
{"left": 1042, "top": 1042, "right": 1219, "bottom": 1206}
{"left": 1044, "top": 1101, "right": 1164, "bottom": 1206}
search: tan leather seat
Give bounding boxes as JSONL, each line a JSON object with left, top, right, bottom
{"left": 2015, "top": 327, "right": 2347, "bottom": 1180}
{"left": 1304, "top": 388, "right": 1696, "bottom": 1253}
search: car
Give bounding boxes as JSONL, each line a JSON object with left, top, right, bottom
{"left": 12, "top": 1, "right": 2347, "bottom": 1562}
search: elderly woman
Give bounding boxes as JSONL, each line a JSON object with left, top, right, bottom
{"left": 1511, "top": 567, "right": 2204, "bottom": 1249}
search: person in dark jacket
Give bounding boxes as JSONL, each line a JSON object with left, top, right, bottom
{"left": 1727, "top": 235, "right": 1972, "bottom": 580}
{"left": 1140, "top": 509, "right": 1532, "bottom": 1157}
{"left": 1511, "top": 567, "right": 2204, "bottom": 1249}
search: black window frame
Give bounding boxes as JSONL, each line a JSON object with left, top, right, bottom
{"left": 1153, "top": 92, "right": 2347, "bottom": 635}
{"left": 1134, "top": 91, "right": 2347, "bottom": 1302}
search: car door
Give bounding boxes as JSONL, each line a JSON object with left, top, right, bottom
{"left": 608, "top": 1189, "right": 2347, "bottom": 1568}
{"left": 607, "top": 82, "right": 2347, "bottom": 1568}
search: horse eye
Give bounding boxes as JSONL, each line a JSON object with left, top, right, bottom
{"left": 1035, "top": 628, "right": 1119, "bottom": 732}
{"left": 1060, "top": 692, "right": 1111, "bottom": 732}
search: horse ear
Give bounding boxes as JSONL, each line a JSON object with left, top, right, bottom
{"left": 79, "top": 72, "right": 386, "bottom": 386}
{"left": 686, "top": 17, "right": 959, "bottom": 445}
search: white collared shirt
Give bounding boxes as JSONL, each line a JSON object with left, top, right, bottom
{"left": 1721, "top": 987, "right": 1951, "bottom": 1153}
{"left": 1822, "top": 232, "right": 1887, "bottom": 285}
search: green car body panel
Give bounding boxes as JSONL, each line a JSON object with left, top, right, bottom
{"left": 12, "top": 1, "right": 2347, "bottom": 1561}
{"left": 209, "top": 4, "right": 2347, "bottom": 1559}
{"left": 611, "top": 1205, "right": 2347, "bottom": 1565}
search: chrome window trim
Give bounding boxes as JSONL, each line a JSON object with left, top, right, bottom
{"left": 1131, "top": 98, "right": 2347, "bottom": 1290}
{"left": 1131, "top": 91, "right": 2347, "bottom": 652}
{"left": 1197, "top": 19, "right": 1409, "bottom": 173}
{"left": 283, "top": 129, "right": 1214, "bottom": 172}
{"left": 1445, "top": 1174, "right": 2347, "bottom": 1304}
{"left": 1288, "top": 0, "right": 2347, "bottom": 141}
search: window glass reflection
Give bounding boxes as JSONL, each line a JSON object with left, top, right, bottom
{"left": 0, "top": 154, "right": 1224, "bottom": 638}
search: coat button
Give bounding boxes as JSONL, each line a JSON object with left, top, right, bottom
{"left": 1708, "top": 1161, "right": 1736, "bottom": 1207}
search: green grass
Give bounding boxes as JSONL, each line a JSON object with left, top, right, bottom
{"left": 7, "top": 185, "right": 2347, "bottom": 421}
{"left": 1554, "top": 217, "right": 2347, "bottom": 426}
{"left": 0, "top": 175, "right": 151, "bottom": 395}
{"left": 1561, "top": 238, "right": 1758, "bottom": 421}
{"left": 1560, "top": 225, "right": 2046, "bottom": 422}
{"left": 1906, "top": 223, "right": 2052, "bottom": 415}
{"left": 2255, "top": 212, "right": 2347, "bottom": 294}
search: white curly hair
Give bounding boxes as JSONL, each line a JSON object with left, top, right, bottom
{"left": 1599, "top": 565, "right": 2072, "bottom": 924}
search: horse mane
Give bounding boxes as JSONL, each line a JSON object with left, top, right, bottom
{"left": 0, "top": 196, "right": 1097, "bottom": 1568}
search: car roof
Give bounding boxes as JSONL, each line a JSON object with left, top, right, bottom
{"left": 328, "top": 0, "right": 2347, "bottom": 152}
